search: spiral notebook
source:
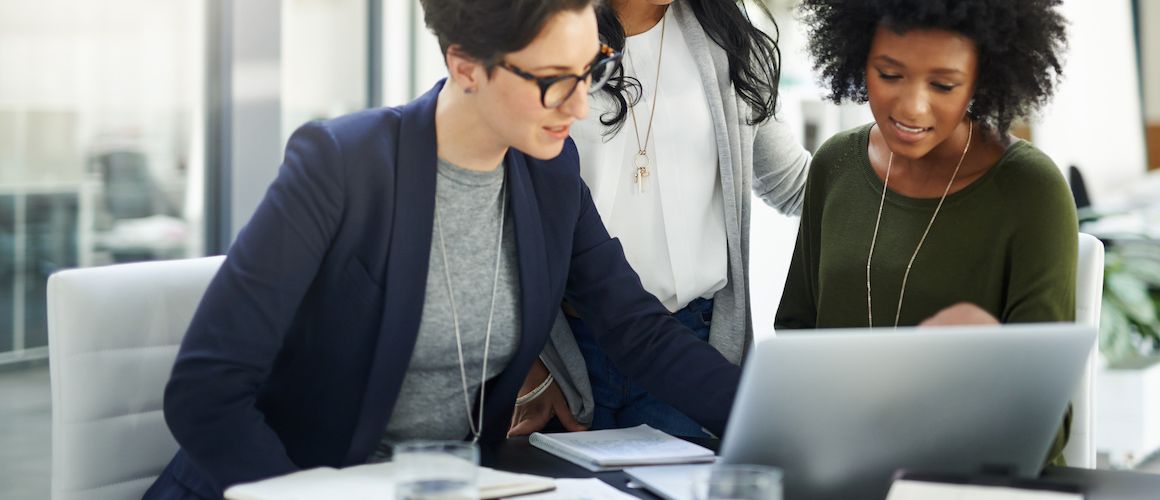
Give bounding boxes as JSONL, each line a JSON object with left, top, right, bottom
{"left": 529, "top": 424, "right": 715, "bottom": 472}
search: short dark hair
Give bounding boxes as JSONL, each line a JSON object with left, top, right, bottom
{"left": 420, "top": 0, "right": 597, "bottom": 71}
{"left": 798, "top": 0, "right": 1068, "bottom": 134}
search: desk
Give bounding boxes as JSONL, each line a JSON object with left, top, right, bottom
{"left": 1041, "top": 467, "right": 1160, "bottom": 499}
{"left": 481, "top": 437, "right": 1160, "bottom": 500}
{"left": 480, "top": 437, "right": 651, "bottom": 497}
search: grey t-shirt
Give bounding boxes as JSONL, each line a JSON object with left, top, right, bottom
{"left": 372, "top": 158, "right": 521, "bottom": 460}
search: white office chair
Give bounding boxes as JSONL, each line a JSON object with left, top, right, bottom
{"left": 1062, "top": 233, "right": 1104, "bottom": 468}
{"left": 46, "top": 256, "right": 225, "bottom": 500}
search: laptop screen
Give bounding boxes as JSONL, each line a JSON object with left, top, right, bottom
{"left": 718, "top": 323, "right": 1094, "bottom": 500}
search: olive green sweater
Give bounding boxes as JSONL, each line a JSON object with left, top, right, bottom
{"left": 775, "top": 124, "right": 1079, "bottom": 465}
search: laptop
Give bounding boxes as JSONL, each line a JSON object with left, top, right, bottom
{"left": 627, "top": 323, "right": 1095, "bottom": 500}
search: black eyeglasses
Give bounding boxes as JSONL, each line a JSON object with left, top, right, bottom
{"left": 497, "top": 44, "right": 623, "bottom": 109}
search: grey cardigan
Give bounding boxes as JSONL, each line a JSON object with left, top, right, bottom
{"left": 542, "top": 0, "right": 811, "bottom": 424}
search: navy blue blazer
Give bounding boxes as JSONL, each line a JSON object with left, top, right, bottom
{"left": 146, "top": 81, "right": 741, "bottom": 499}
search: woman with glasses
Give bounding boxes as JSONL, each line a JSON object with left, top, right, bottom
{"left": 509, "top": 0, "right": 810, "bottom": 438}
{"left": 144, "top": 1, "right": 742, "bottom": 498}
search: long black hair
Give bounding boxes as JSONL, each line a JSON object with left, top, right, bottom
{"left": 597, "top": 0, "right": 782, "bottom": 136}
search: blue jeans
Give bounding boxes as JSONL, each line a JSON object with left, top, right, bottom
{"left": 570, "top": 297, "right": 713, "bottom": 437}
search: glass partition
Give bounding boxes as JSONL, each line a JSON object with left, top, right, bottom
{"left": 0, "top": 0, "right": 206, "bottom": 362}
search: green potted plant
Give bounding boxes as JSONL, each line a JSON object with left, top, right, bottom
{"left": 1095, "top": 237, "right": 1160, "bottom": 468}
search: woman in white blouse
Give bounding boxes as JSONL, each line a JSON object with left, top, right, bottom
{"left": 509, "top": 0, "right": 811, "bottom": 437}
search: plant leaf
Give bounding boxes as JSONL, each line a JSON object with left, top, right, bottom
{"left": 1100, "top": 296, "right": 1138, "bottom": 364}
{"left": 1118, "top": 255, "right": 1160, "bottom": 287}
{"left": 1105, "top": 272, "right": 1158, "bottom": 324}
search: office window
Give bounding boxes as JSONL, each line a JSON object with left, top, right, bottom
{"left": 0, "top": 0, "right": 206, "bottom": 363}
{"left": 282, "top": 0, "right": 368, "bottom": 141}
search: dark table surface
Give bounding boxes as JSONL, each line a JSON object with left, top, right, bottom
{"left": 480, "top": 436, "right": 658, "bottom": 497}
{"left": 481, "top": 437, "right": 1160, "bottom": 499}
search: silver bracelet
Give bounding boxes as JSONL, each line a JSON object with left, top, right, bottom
{"left": 515, "top": 373, "right": 554, "bottom": 406}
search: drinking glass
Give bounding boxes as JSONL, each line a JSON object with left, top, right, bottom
{"left": 392, "top": 440, "right": 480, "bottom": 500}
{"left": 690, "top": 464, "right": 783, "bottom": 500}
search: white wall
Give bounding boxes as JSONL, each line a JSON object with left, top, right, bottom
{"left": 282, "top": 0, "right": 366, "bottom": 142}
{"left": 229, "top": 0, "right": 283, "bottom": 240}
{"left": 0, "top": 0, "right": 201, "bottom": 187}
{"left": 1031, "top": 0, "right": 1148, "bottom": 205}
{"left": 1144, "top": 0, "right": 1160, "bottom": 122}
{"left": 411, "top": 3, "right": 447, "bottom": 97}
{"left": 382, "top": 0, "right": 414, "bottom": 106}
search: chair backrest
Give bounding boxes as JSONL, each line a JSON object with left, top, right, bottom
{"left": 47, "top": 256, "right": 224, "bottom": 500}
{"left": 1063, "top": 233, "right": 1104, "bottom": 467}
{"left": 1068, "top": 166, "right": 1093, "bottom": 212}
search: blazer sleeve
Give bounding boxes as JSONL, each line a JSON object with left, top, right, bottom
{"left": 162, "top": 120, "right": 347, "bottom": 491}
{"left": 562, "top": 180, "right": 741, "bottom": 436}
{"left": 752, "top": 117, "right": 810, "bottom": 216}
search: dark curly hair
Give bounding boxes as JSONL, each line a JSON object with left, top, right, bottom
{"left": 596, "top": 1, "right": 782, "bottom": 137}
{"left": 798, "top": 0, "right": 1067, "bottom": 134}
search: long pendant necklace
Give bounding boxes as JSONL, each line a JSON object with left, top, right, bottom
{"left": 625, "top": 13, "right": 666, "bottom": 194}
{"left": 866, "top": 121, "right": 973, "bottom": 327}
{"left": 434, "top": 178, "right": 507, "bottom": 443}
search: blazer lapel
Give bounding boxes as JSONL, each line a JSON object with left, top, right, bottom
{"left": 478, "top": 150, "right": 553, "bottom": 440}
{"left": 343, "top": 82, "right": 441, "bottom": 464}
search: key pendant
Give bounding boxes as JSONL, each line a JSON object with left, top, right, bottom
{"left": 633, "top": 151, "right": 650, "bottom": 194}
{"left": 634, "top": 166, "right": 650, "bottom": 194}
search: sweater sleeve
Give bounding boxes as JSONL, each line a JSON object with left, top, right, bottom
{"left": 773, "top": 132, "right": 845, "bottom": 330}
{"left": 774, "top": 190, "right": 820, "bottom": 329}
{"left": 999, "top": 147, "right": 1078, "bottom": 323}
{"left": 752, "top": 117, "right": 811, "bottom": 216}
{"left": 538, "top": 312, "right": 595, "bottom": 425}
{"left": 995, "top": 145, "right": 1079, "bottom": 468}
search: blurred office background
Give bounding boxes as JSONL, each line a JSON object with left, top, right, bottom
{"left": 2, "top": 0, "right": 1159, "bottom": 498}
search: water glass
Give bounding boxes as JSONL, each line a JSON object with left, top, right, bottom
{"left": 392, "top": 440, "right": 480, "bottom": 500}
{"left": 691, "top": 464, "right": 783, "bottom": 500}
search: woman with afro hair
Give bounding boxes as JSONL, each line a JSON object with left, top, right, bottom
{"left": 776, "top": 0, "right": 1076, "bottom": 465}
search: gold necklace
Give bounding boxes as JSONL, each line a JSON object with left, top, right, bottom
{"left": 866, "top": 121, "right": 973, "bottom": 327}
{"left": 625, "top": 13, "right": 666, "bottom": 194}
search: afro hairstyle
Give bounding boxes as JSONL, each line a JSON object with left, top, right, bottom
{"left": 798, "top": 0, "right": 1068, "bottom": 134}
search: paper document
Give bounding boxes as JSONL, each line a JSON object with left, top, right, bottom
{"left": 224, "top": 462, "right": 555, "bottom": 500}
{"left": 624, "top": 464, "right": 713, "bottom": 500}
{"left": 887, "top": 479, "right": 1084, "bottom": 500}
{"left": 514, "top": 478, "right": 638, "bottom": 500}
{"left": 529, "top": 424, "right": 716, "bottom": 472}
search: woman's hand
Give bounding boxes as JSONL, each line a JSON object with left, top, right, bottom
{"left": 507, "top": 359, "right": 587, "bottom": 437}
{"left": 919, "top": 302, "right": 1000, "bottom": 326}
